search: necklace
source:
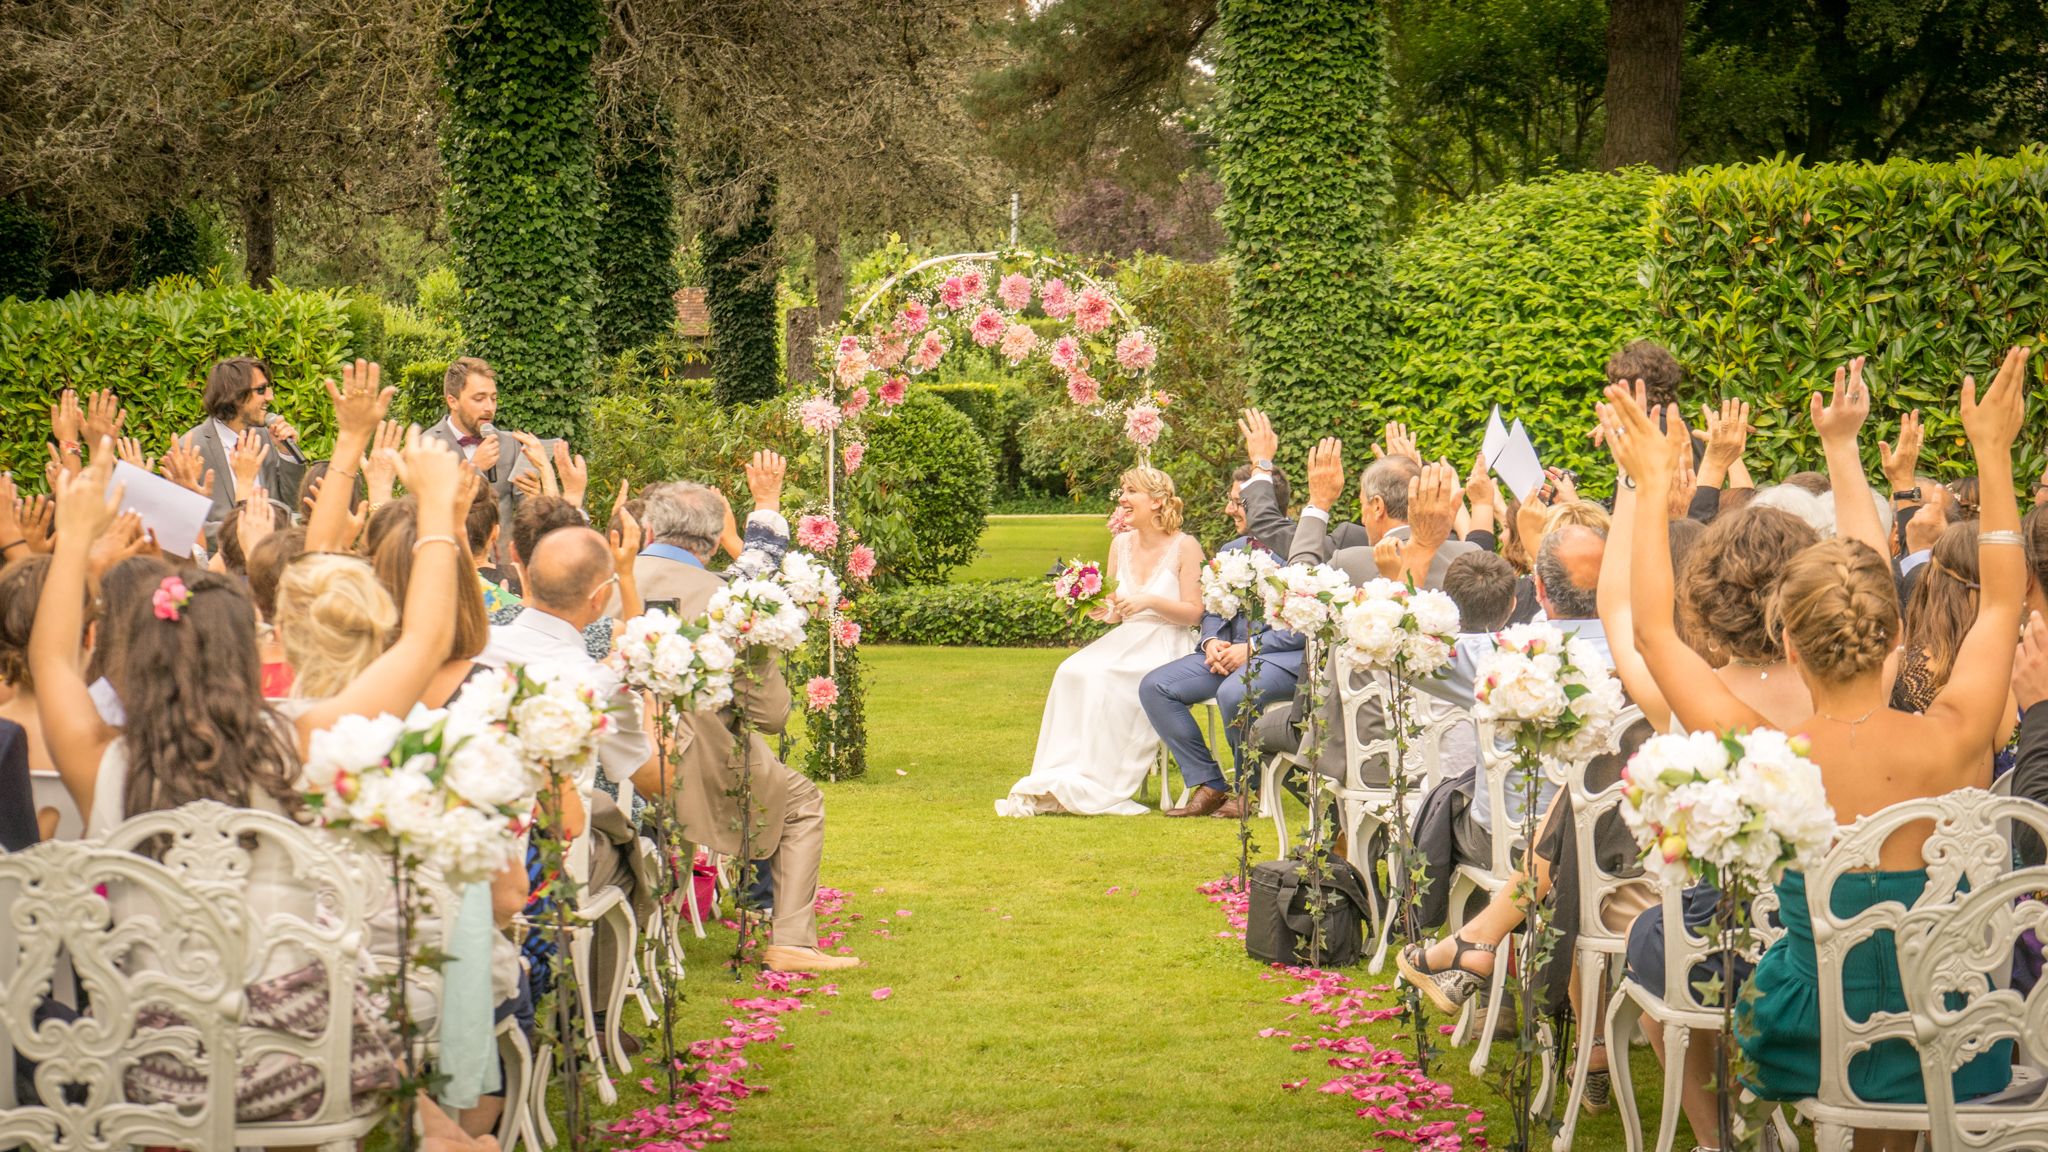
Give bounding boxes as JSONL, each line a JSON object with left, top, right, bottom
{"left": 1727, "top": 656, "right": 1778, "bottom": 681}
{"left": 1815, "top": 705, "right": 1879, "bottom": 742}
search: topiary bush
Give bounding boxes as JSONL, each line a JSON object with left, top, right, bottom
{"left": 859, "top": 580, "right": 1109, "bottom": 647}
{"left": 595, "top": 101, "right": 680, "bottom": 356}
{"left": 703, "top": 177, "right": 781, "bottom": 406}
{"left": 854, "top": 389, "right": 993, "bottom": 586}
{"left": 927, "top": 380, "right": 1043, "bottom": 496}
{"left": 399, "top": 360, "right": 453, "bottom": 429}
{"left": 0, "top": 201, "right": 51, "bottom": 301}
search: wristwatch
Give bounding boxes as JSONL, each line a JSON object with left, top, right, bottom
{"left": 1893, "top": 486, "right": 1922, "bottom": 501}
{"left": 1252, "top": 457, "right": 1274, "bottom": 472}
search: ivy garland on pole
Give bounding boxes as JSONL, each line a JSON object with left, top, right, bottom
{"left": 595, "top": 99, "right": 681, "bottom": 357}
{"left": 441, "top": 0, "right": 604, "bottom": 443}
{"left": 794, "top": 250, "right": 1166, "bottom": 782}
{"left": 705, "top": 176, "right": 782, "bottom": 407}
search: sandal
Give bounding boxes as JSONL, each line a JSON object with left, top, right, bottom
{"left": 1395, "top": 933, "right": 1495, "bottom": 1015}
{"left": 1583, "top": 1041, "right": 1612, "bottom": 1113}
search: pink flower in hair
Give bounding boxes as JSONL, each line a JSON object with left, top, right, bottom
{"left": 999, "top": 323, "right": 1037, "bottom": 364}
{"left": 969, "top": 307, "right": 1005, "bottom": 348}
{"left": 910, "top": 332, "right": 946, "bottom": 372}
{"left": 1105, "top": 504, "right": 1133, "bottom": 535}
{"left": 1115, "top": 332, "right": 1157, "bottom": 373}
{"left": 879, "top": 376, "right": 909, "bottom": 406}
{"left": 805, "top": 676, "right": 840, "bottom": 711}
{"left": 1073, "top": 285, "right": 1114, "bottom": 334}
{"left": 151, "top": 576, "right": 192, "bottom": 622}
{"left": 1066, "top": 369, "right": 1100, "bottom": 406}
{"left": 797, "top": 515, "right": 840, "bottom": 551}
{"left": 997, "top": 273, "right": 1033, "bottom": 312}
{"left": 842, "top": 441, "right": 866, "bottom": 473}
{"left": 1039, "top": 278, "right": 1073, "bottom": 318}
{"left": 832, "top": 619, "right": 861, "bottom": 649}
{"left": 847, "top": 544, "right": 877, "bottom": 582}
{"left": 937, "top": 276, "right": 967, "bottom": 311}
{"left": 899, "top": 298, "right": 930, "bottom": 333}
{"left": 1048, "top": 334, "right": 1083, "bottom": 372}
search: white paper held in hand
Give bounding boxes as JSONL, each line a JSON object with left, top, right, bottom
{"left": 1480, "top": 405, "right": 1511, "bottom": 467}
{"left": 1494, "top": 419, "right": 1546, "bottom": 503}
{"left": 106, "top": 460, "right": 212, "bottom": 557}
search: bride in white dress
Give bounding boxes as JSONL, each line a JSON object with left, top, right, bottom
{"left": 998, "top": 466, "right": 1205, "bottom": 816}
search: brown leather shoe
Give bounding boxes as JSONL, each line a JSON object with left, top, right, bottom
{"left": 1166, "top": 785, "right": 1230, "bottom": 818}
{"left": 1210, "top": 794, "right": 1249, "bottom": 820}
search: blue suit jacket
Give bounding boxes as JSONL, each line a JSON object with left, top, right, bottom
{"left": 1200, "top": 535, "right": 1306, "bottom": 675}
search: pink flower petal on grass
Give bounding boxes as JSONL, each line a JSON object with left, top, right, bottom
{"left": 871, "top": 987, "right": 893, "bottom": 1001}
{"left": 1105, "top": 886, "right": 1120, "bottom": 895}
{"left": 895, "top": 909, "right": 912, "bottom": 917}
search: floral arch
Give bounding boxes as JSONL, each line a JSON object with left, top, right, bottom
{"left": 785, "top": 249, "right": 1170, "bottom": 781}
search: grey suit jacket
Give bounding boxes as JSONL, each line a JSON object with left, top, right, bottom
{"left": 179, "top": 419, "right": 307, "bottom": 525}
{"left": 1240, "top": 473, "right": 1368, "bottom": 557}
{"left": 1288, "top": 515, "right": 1480, "bottom": 593}
{"left": 424, "top": 415, "right": 526, "bottom": 566}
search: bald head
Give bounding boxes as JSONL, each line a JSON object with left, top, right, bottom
{"left": 527, "top": 527, "right": 614, "bottom": 614}
{"left": 1534, "top": 524, "right": 1604, "bottom": 621}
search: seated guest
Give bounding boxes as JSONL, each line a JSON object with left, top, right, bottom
{"left": 492, "top": 497, "right": 617, "bottom": 657}
{"left": 466, "top": 487, "right": 519, "bottom": 614}
{"left": 179, "top": 356, "right": 308, "bottom": 526}
{"left": 1142, "top": 465, "right": 1305, "bottom": 818}
{"left": 620, "top": 488, "right": 858, "bottom": 974}
{"left": 1443, "top": 551, "right": 1518, "bottom": 636}
{"left": 629, "top": 450, "right": 792, "bottom": 606}
{"left": 1291, "top": 438, "right": 1479, "bottom": 588}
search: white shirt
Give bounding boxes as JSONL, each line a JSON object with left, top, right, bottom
{"left": 214, "top": 419, "right": 245, "bottom": 497}
{"left": 1900, "top": 548, "right": 1933, "bottom": 576}
{"left": 476, "top": 607, "right": 650, "bottom": 792}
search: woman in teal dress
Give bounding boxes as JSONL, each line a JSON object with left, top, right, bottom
{"left": 1602, "top": 347, "right": 2034, "bottom": 1149}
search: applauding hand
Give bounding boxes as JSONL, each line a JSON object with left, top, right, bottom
{"left": 1305, "top": 438, "right": 1344, "bottom": 511}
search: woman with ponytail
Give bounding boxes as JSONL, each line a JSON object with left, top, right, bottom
{"left": 998, "top": 466, "right": 1205, "bottom": 817}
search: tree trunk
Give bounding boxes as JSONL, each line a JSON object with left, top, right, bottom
{"left": 241, "top": 166, "right": 277, "bottom": 288}
{"left": 1596, "top": 0, "right": 1683, "bottom": 171}
{"left": 812, "top": 224, "right": 845, "bottom": 329}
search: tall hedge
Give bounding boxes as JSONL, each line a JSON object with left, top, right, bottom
{"left": 1381, "top": 170, "right": 1656, "bottom": 484}
{"left": 1645, "top": 149, "right": 2048, "bottom": 480}
{"left": 703, "top": 176, "right": 781, "bottom": 406}
{"left": 1215, "top": 0, "right": 1395, "bottom": 471}
{"left": 441, "top": 0, "right": 603, "bottom": 442}
{"left": 596, "top": 102, "right": 681, "bottom": 356}
{"left": 0, "top": 278, "right": 354, "bottom": 480}
{"left": 0, "top": 202, "right": 50, "bottom": 301}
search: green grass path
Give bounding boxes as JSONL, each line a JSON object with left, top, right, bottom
{"left": 614, "top": 646, "right": 1658, "bottom": 1150}
{"left": 956, "top": 515, "right": 1108, "bottom": 582}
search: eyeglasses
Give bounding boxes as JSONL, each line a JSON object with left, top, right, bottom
{"left": 1224, "top": 497, "right": 1244, "bottom": 510}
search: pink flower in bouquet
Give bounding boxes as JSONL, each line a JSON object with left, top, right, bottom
{"left": 910, "top": 332, "right": 946, "bottom": 372}
{"left": 879, "top": 375, "right": 909, "bottom": 406}
{"left": 970, "top": 307, "right": 1005, "bottom": 348}
{"left": 798, "top": 396, "right": 843, "bottom": 434}
{"left": 797, "top": 515, "right": 840, "bottom": 551}
{"left": 1051, "top": 559, "right": 1107, "bottom": 611}
{"left": 1039, "top": 277, "right": 1073, "bottom": 318}
{"left": 847, "top": 545, "right": 877, "bottom": 581}
{"left": 1073, "top": 285, "right": 1114, "bottom": 334}
{"left": 959, "top": 267, "right": 985, "bottom": 299}
{"left": 842, "top": 386, "right": 871, "bottom": 417}
{"left": 1124, "top": 402, "right": 1164, "bottom": 447}
{"left": 998, "top": 272, "right": 1033, "bottom": 311}
{"left": 842, "top": 441, "right": 866, "bottom": 473}
{"left": 806, "top": 677, "right": 840, "bottom": 711}
{"left": 1048, "top": 334, "right": 1083, "bottom": 372}
{"left": 899, "top": 298, "right": 930, "bottom": 333}
{"left": 1106, "top": 504, "right": 1133, "bottom": 535}
{"left": 1000, "top": 323, "right": 1037, "bottom": 364}
{"left": 833, "top": 619, "right": 861, "bottom": 648}
{"left": 1115, "top": 332, "right": 1158, "bottom": 373}
{"left": 1066, "top": 369, "right": 1100, "bottom": 406}
{"left": 938, "top": 276, "right": 967, "bottom": 311}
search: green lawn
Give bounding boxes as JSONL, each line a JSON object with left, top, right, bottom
{"left": 590, "top": 646, "right": 1671, "bottom": 1151}
{"left": 956, "top": 514, "right": 1109, "bottom": 582}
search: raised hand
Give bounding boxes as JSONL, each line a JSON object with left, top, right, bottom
{"left": 1544, "top": 466, "right": 1579, "bottom": 506}
{"left": 17, "top": 492, "right": 54, "bottom": 554}
{"left": 1373, "top": 533, "right": 1406, "bottom": 579}
{"left": 238, "top": 485, "right": 277, "bottom": 555}
{"left": 1960, "top": 345, "right": 2031, "bottom": 456}
{"left": 745, "top": 449, "right": 786, "bottom": 513}
{"left": 457, "top": 463, "right": 484, "bottom": 518}
{"left": 49, "top": 389, "right": 83, "bottom": 446}
{"left": 1695, "top": 397, "right": 1752, "bottom": 477}
{"left": 324, "top": 359, "right": 392, "bottom": 440}
{"left": 88, "top": 511, "right": 148, "bottom": 581}
{"left": 1408, "top": 459, "right": 1460, "bottom": 550}
{"left": 1600, "top": 386, "right": 1688, "bottom": 493}
{"left": 511, "top": 469, "right": 543, "bottom": 500}
{"left": 1667, "top": 445, "right": 1699, "bottom": 519}
{"left": 1810, "top": 356, "right": 1871, "bottom": 446}
{"left": 2013, "top": 612, "right": 2048, "bottom": 711}
{"left": 114, "top": 436, "right": 150, "bottom": 471}
{"left": 52, "top": 448, "right": 122, "bottom": 548}
{"left": 158, "top": 441, "right": 213, "bottom": 496}
{"left": 1376, "top": 420, "right": 1422, "bottom": 464}
{"left": 1877, "top": 409, "right": 1924, "bottom": 494}
{"left": 229, "top": 432, "right": 270, "bottom": 494}
{"left": 364, "top": 420, "right": 405, "bottom": 503}
{"left": 1464, "top": 452, "right": 1498, "bottom": 512}
{"left": 82, "top": 389, "right": 126, "bottom": 447}
{"left": 553, "top": 440, "right": 589, "bottom": 508}
{"left": 1305, "top": 438, "right": 1344, "bottom": 511}
{"left": 607, "top": 502, "right": 643, "bottom": 570}
{"left": 1239, "top": 409, "right": 1279, "bottom": 467}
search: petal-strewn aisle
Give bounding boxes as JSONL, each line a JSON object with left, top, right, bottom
{"left": 599, "top": 646, "right": 1661, "bottom": 1151}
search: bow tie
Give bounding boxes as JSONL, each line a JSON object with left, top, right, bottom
{"left": 458, "top": 435, "right": 482, "bottom": 447}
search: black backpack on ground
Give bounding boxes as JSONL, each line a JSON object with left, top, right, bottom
{"left": 1245, "top": 854, "right": 1373, "bottom": 968}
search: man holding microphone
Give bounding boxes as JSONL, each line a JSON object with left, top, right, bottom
{"left": 424, "top": 356, "right": 525, "bottom": 568}
{"left": 180, "top": 356, "right": 309, "bottom": 526}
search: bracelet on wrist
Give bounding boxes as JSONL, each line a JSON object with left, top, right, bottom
{"left": 1980, "top": 529, "right": 2024, "bottom": 547}
{"left": 412, "top": 534, "right": 461, "bottom": 554}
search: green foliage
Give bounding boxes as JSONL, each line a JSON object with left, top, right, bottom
{"left": 1216, "top": 0, "right": 1395, "bottom": 474}
{"left": 440, "top": 0, "right": 604, "bottom": 443}
{"left": 596, "top": 104, "right": 681, "bottom": 356}
{"left": 130, "top": 207, "right": 215, "bottom": 287}
{"left": 582, "top": 387, "right": 808, "bottom": 517}
{"left": 1380, "top": 169, "right": 1656, "bottom": 485}
{"left": 399, "top": 360, "right": 453, "bottom": 429}
{"left": 0, "top": 277, "right": 354, "bottom": 480}
{"left": 926, "top": 381, "right": 1043, "bottom": 495}
{"left": 416, "top": 266, "right": 464, "bottom": 330}
{"left": 1645, "top": 148, "right": 2048, "bottom": 481}
{"left": 859, "top": 580, "right": 1109, "bottom": 647}
{"left": 595, "top": 333, "right": 710, "bottom": 398}
{"left": 704, "top": 178, "right": 781, "bottom": 406}
{"left": 851, "top": 390, "right": 994, "bottom": 586}
{"left": 0, "top": 202, "right": 52, "bottom": 301}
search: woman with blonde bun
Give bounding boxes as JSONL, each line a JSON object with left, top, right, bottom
{"left": 998, "top": 466, "right": 1205, "bottom": 817}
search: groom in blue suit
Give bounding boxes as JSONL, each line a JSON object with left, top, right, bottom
{"left": 1141, "top": 466, "right": 1304, "bottom": 818}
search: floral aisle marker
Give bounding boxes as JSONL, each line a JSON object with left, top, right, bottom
{"left": 796, "top": 249, "right": 1166, "bottom": 782}
{"left": 1200, "top": 547, "right": 1281, "bottom": 887}
{"left": 1199, "top": 876, "right": 1490, "bottom": 1151}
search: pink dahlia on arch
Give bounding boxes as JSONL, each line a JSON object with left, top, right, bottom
{"left": 899, "top": 298, "right": 930, "bottom": 333}
{"left": 1115, "top": 332, "right": 1158, "bottom": 373}
{"left": 842, "top": 441, "right": 866, "bottom": 473}
{"left": 832, "top": 619, "right": 861, "bottom": 649}
{"left": 870, "top": 330, "right": 907, "bottom": 371}
{"left": 842, "top": 386, "right": 871, "bottom": 417}
{"left": 847, "top": 544, "right": 877, "bottom": 582}
{"left": 879, "top": 376, "right": 909, "bottom": 406}
{"left": 1073, "top": 285, "right": 1114, "bottom": 334}
{"left": 1039, "top": 278, "right": 1073, "bottom": 318}
{"left": 1124, "top": 402, "right": 1164, "bottom": 447}
{"left": 997, "top": 272, "right": 1033, "bottom": 312}
{"left": 805, "top": 676, "right": 840, "bottom": 711}
{"left": 958, "top": 267, "right": 985, "bottom": 299}
{"left": 910, "top": 332, "right": 946, "bottom": 372}
{"left": 1048, "top": 334, "right": 1082, "bottom": 372}
{"left": 969, "top": 307, "right": 1005, "bottom": 348}
{"left": 797, "top": 515, "right": 840, "bottom": 551}
{"left": 797, "top": 397, "right": 843, "bottom": 434}
{"left": 1066, "top": 369, "right": 1100, "bottom": 406}
{"left": 937, "top": 276, "right": 967, "bottom": 311}
{"left": 1000, "top": 323, "right": 1037, "bottom": 364}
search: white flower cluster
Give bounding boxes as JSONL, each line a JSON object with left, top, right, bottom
{"left": 611, "top": 609, "right": 737, "bottom": 712}
{"left": 1199, "top": 548, "right": 1278, "bottom": 621}
{"left": 706, "top": 577, "right": 811, "bottom": 653}
{"left": 1620, "top": 728, "right": 1836, "bottom": 888}
{"left": 1257, "top": 562, "right": 1353, "bottom": 637}
{"left": 490, "top": 661, "right": 620, "bottom": 779}
{"left": 1472, "top": 622, "right": 1626, "bottom": 764}
{"left": 1337, "top": 578, "right": 1462, "bottom": 676}
{"left": 776, "top": 550, "right": 842, "bottom": 615}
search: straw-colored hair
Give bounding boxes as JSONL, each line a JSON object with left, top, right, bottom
{"left": 1119, "top": 466, "right": 1183, "bottom": 534}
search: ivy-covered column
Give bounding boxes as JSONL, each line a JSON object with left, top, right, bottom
{"left": 704, "top": 175, "right": 782, "bottom": 407}
{"left": 596, "top": 99, "right": 681, "bottom": 356}
{"left": 442, "top": 0, "right": 603, "bottom": 441}
{"left": 1215, "top": 0, "right": 1394, "bottom": 471}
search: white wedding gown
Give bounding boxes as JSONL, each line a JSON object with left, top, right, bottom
{"left": 997, "top": 532, "right": 1196, "bottom": 817}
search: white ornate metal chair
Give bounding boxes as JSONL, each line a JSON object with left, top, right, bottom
{"left": 0, "top": 838, "right": 247, "bottom": 1151}
{"left": 1793, "top": 788, "right": 2048, "bottom": 1152}
{"left": 532, "top": 773, "right": 642, "bottom": 1116}
{"left": 1441, "top": 717, "right": 1523, "bottom": 1075}
{"left": 27, "top": 771, "right": 80, "bottom": 842}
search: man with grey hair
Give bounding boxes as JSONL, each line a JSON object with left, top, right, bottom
{"left": 628, "top": 452, "right": 790, "bottom": 607}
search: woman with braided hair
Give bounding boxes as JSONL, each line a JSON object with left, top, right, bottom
{"left": 1604, "top": 346, "right": 2033, "bottom": 1150}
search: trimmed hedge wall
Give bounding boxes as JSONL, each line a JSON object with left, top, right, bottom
{"left": 860, "top": 580, "right": 1109, "bottom": 647}
{"left": 0, "top": 277, "right": 355, "bottom": 481}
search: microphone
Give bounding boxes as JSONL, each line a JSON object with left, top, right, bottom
{"left": 478, "top": 420, "right": 498, "bottom": 440}
{"left": 265, "top": 413, "right": 305, "bottom": 464}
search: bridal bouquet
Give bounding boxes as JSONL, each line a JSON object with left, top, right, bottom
{"left": 299, "top": 704, "right": 537, "bottom": 884}
{"left": 1050, "top": 558, "right": 1109, "bottom": 615}
{"left": 1338, "top": 578, "right": 1461, "bottom": 677}
{"left": 1620, "top": 728, "right": 1836, "bottom": 889}
{"left": 1257, "top": 562, "right": 1353, "bottom": 638}
{"left": 611, "top": 609, "right": 737, "bottom": 713}
{"left": 706, "top": 576, "right": 812, "bottom": 653}
{"left": 1200, "top": 548, "right": 1279, "bottom": 621}
{"left": 1471, "top": 622, "right": 1626, "bottom": 765}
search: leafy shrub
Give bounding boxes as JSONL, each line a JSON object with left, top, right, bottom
{"left": 860, "top": 580, "right": 1108, "bottom": 647}
{"left": 0, "top": 277, "right": 355, "bottom": 481}
{"left": 1644, "top": 149, "right": 2048, "bottom": 481}
{"left": 856, "top": 390, "right": 993, "bottom": 585}
{"left": 399, "top": 360, "right": 453, "bottom": 429}
{"left": 582, "top": 387, "right": 809, "bottom": 516}
{"left": 1379, "top": 169, "right": 1656, "bottom": 488}
{"left": 416, "top": 267, "right": 463, "bottom": 331}
{"left": 927, "top": 380, "right": 1043, "bottom": 494}
{"left": 0, "top": 202, "right": 51, "bottom": 302}
{"left": 703, "top": 179, "right": 781, "bottom": 406}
